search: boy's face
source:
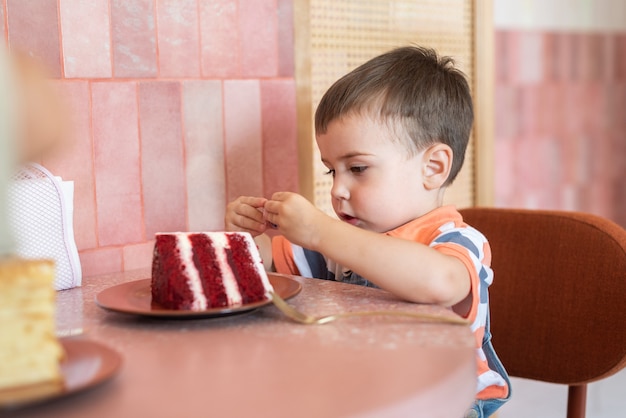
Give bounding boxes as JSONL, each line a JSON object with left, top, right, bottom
{"left": 316, "top": 114, "right": 440, "bottom": 233}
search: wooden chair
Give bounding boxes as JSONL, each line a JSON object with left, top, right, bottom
{"left": 459, "top": 207, "right": 626, "bottom": 418}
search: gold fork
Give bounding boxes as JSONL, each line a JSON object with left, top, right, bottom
{"left": 269, "top": 291, "right": 470, "bottom": 325}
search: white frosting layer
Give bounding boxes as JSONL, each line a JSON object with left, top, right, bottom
{"left": 176, "top": 233, "right": 208, "bottom": 310}
{"left": 207, "top": 232, "right": 243, "bottom": 306}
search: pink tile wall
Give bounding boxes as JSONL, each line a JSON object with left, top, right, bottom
{"left": 43, "top": 81, "right": 97, "bottom": 251}
{"left": 199, "top": 0, "right": 240, "bottom": 77}
{"left": 138, "top": 81, "right": 186, "bottom": 237}
{"left": 239, "top": 0, "right": 278, "bottom": 77}
{"left": 277, "top": 0, "right": 294, "bottom": 77}
{"left": 0, "top": 0, "right": 298, "bottom": 276}
{"left": 261, "top": 79, "right": 298, "bottom": 197}
{"left": 156, "top": 0, "right": 200, "bottom": 78}
{"left": 495, "top": 30, "right": 626, "bottom": 227}
{"left": 36, "top": 0, "right": 298, "bottom": 276}
{"left": 223, "top": 80, "right": 263, "bottom": 202}
{"left": 92, "top": 82, "right": 144, "bottom": 247}
{"left": 110, "top": 0, "right": 158, "bottom": 78}
{"left": 59, "top": 0, "right": 112, "bottom": 78}
{"left": 0, "top": 1, "right": 6, "bottom": 44}
{"left": 6, "top": 0, "right": 62, "bottom": 77}
{"left": 2, "top": 0, "right": 299, "bottom": 276}
{"left": 182, "top": 80, "right": 226, "bottom": 231}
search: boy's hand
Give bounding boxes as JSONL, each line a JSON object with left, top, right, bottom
{"left": 225, "top": 196, "right": 268, "bottom": 236}
{"left": 264, "top": 192, "right": 329, "bottom": 250}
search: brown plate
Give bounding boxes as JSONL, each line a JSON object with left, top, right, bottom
{"left": 94, "top": 273, "right": 302, "bottom": 318}
{"left": 0, "top": 339, "right": 122, "bottom": 409}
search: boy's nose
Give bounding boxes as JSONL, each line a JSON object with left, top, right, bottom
{"left": 330, "top": 179, "right": 349, "bottom": 201}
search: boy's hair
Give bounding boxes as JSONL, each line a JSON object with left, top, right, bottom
{"left": 314, "top": 46, "right": 473, "bottom": 186}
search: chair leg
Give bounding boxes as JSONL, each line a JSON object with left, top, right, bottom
{"left": 567, "top": 384, "right": 587, "bottom": 418}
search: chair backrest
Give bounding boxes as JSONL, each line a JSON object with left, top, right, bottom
{"left": 459, "top": 207, "right": 626, "bottom": 385}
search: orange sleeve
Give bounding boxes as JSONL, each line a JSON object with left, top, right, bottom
{"left": 271, "top": 235, "right": 300, "bottom": 275}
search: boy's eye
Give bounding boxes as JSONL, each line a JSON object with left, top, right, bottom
{"left": 324, "top": 169, "right": 335, "bottom": 177}
{"left": 350, "top": 166, "right": 367, "bottom": 174}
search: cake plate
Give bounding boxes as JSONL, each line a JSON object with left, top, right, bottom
{"left": 95, "top": 273, "right": 302, "bottom": 319}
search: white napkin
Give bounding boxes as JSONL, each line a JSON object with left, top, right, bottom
{"left": 7, "top": 163, "right": 82, "bottom": 290}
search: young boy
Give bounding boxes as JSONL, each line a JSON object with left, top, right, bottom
{"left": 225, "top": 46, "right": 510, "bottom": 417}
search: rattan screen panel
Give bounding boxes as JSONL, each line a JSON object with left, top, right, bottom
{"left": 300, "top": 0, "right": 476, "bottom": 215}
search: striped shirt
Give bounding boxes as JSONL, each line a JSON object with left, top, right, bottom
{"left": 272, "top": 205, "right": 510, "bottom": 401}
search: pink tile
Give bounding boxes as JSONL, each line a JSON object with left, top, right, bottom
{"left": 123, "top": 240, "right": 154, "bottom": 271}
{"left": 581, "top": 84, "right": 606, "bottom": 134}
{"left": 516, "top": 32, "right": 544, "bottom": 84}
{"left": 552, "top": 33, "right": 574, "bottom": 82}
{"left": 0, "top": 1, "right": 6, "bottom": 44}
{"left": 182, "top": 80, "right": 226, "bottom": 231}
{"left": 494, "top": 84, "right": 519, "bottom": 139}
{"left": 601, "top": 34, "right": 616, "bottom": 82}
{"left": 517, "top": 139, "right": 546, "bottom": 195}
{"left": 223, "top": 80, "right": 263, "bottom": 202}
{"left": 517, "top": 86, "right": 540, "bottom": 136}
{"left": 560, "top": 134, "right": 581, "bottom": 186}
{"left": 42, "top": 81, "right": 97, "bottom": 251}
{"left": 589, "top": 179, "right": 613, "bottom": 219}
{"left": 59, "top": 0, "right": 112, "bottom": 78}
{"left": 615, "top": 34, "right": 626, "bottom": 82}
{"left": 493, "top": 139, "right": 515, "bottom": 206}
{"left": 562, "top": 84, "right": 585, "bottom": 135}
{"left": 575, "top": 34, "right": 603, "bottom": 82}
{"left": 156, "top": 0, "right": 200, "bottom": 77}
{"left": 138, "top": 82, "right": 186, "bottom": 237}
{"left": 199, "top": 0, "right": 239, "bottom": 77}
{"left": 6, "top": 0, "right": 61, "bottom": 77}
{"left": 111, "top": 0, "right": 157, "bottom": 78}
{"left": 91, "top": 82, "right": 144, "bottom": 246}
{"left": 542, "top": 33, "right": 559, "bottom": 82}
{"left": 494, "top": 31, "right": 509, "bottom": 83}
{"left": 503, "top": 31, "right": 523, "bottom": 85}
{"left": 239, "top": 0, "right": 278, "bottom": 77}
{"left": 536, "top": 83, "right": 560, "bottom": 136}
{"left": 277, "top": 0, "right": 294, "bottom": 77}
{"left": 261, "top": 79, "right": 298, "bottom": 197}
{"left": 612, "top": 82, "right": 626, "bottom": 132}
{"left": 79, "top": 246, "right": 123, "bottom": 277}
{"left": 589, "top": 132, "right": 612, "bottom": 182}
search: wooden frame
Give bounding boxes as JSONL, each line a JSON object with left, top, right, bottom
{"left": 473, "top": 0, "right": 495, "bottom": 206}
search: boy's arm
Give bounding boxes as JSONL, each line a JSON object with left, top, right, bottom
{"left": 264, "top": 192, "right": 470, "bottom": 307}
{"left": 314, "top": 218, "right": 470, "bottom": 307}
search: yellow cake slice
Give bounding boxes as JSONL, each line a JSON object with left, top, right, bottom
{"left": 0, "top": 257, "right": 63, "bottom": 392}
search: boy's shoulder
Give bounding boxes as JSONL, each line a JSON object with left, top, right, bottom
{"left": 388, "top": 205, "right": 489, "bottom": 253}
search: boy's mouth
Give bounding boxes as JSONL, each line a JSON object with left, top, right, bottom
{"left": 339, "top": 213, "right": 359, "bottom": 225}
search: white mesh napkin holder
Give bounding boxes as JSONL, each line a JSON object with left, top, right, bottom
{"left": 7, "top": 163, "right": 82, "bottom": 290}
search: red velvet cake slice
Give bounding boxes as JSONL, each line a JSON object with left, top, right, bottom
{"left": 151, "top": 232, "right": 274, "bottom": 310}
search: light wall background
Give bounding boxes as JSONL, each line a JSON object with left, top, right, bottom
{"left": 495, "top": 2, "right": 626, "bottom": 417}
{"left": 494, "top": 0, "right": 626, "bottom": 228}
{"left": 1, "top": 0, "right": 299, "bottom": 277}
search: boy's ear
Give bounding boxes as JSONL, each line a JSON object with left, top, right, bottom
{"left": 422, "top": 143, "right": 453, "bottom": 190}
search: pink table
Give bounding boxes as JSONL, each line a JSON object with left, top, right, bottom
{"left": 9, "top": 269, "right": 476, "bottom": 418}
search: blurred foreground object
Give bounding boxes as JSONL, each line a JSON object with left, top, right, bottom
{"left": 0, "top": 47, "right": 16, "bottom": 255}
{"left": 0, "top": 48, "right": 67, "bottom": 401}
{"left": 0, "top": 258, "right": 63, "bottom": 398}
{"left": 11, "top": 51, "right": 68, "bottom": 163}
